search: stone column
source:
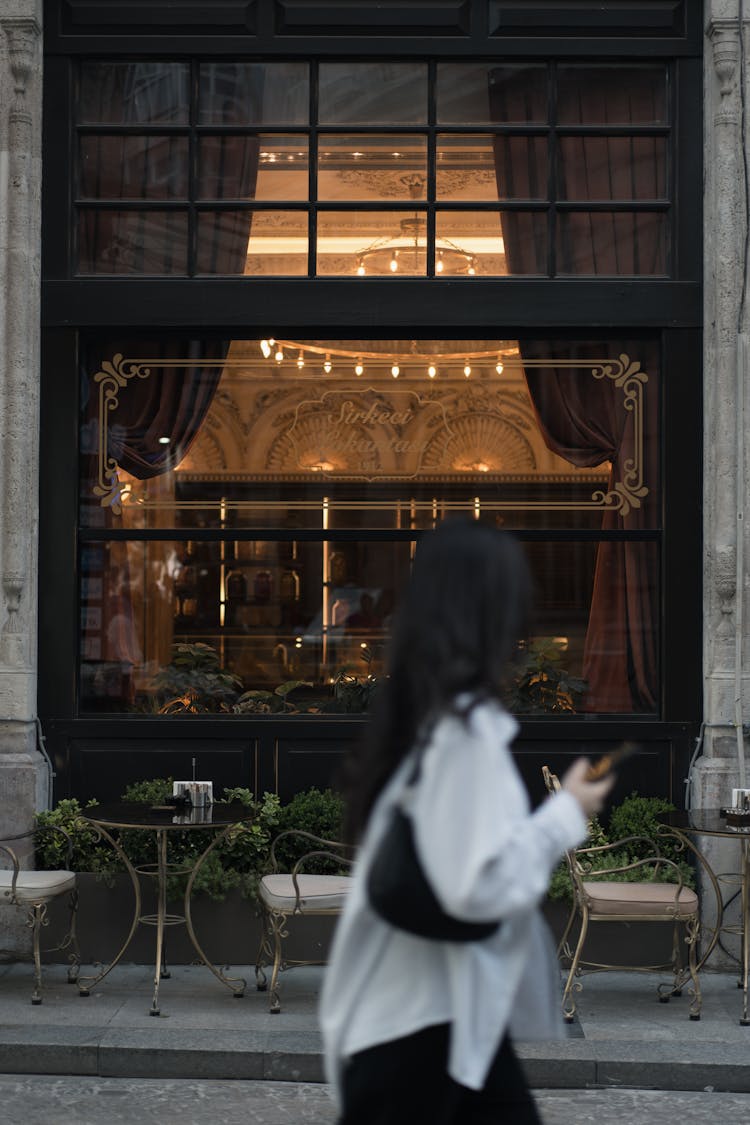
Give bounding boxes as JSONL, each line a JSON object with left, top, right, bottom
{"left": 0, "top": 0, "right": 45, "bottom": 956}
{"left": 697, "top": 3, "right": 750, "bottom": 963}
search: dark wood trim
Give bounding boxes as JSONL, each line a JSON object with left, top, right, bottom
{"left": 42, "top": 279, "right": 703, "bottom": 329}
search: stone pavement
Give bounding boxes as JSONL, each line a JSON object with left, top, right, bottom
{"left": 2, "top": 960, "right": 750, "bottom": 1095}
{"left": 0, "top": 1076, "right": 750, "bottom": 1125}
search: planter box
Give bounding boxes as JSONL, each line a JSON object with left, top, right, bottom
{"left": 42, "top": 873, "right": 337, "bottom": 968}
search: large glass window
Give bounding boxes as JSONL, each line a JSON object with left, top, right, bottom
{"left": 74, "top": 59, "right": 671, "bottom": 278}
{"left": 78, "top": 337, "right": 659, "bottom": 717}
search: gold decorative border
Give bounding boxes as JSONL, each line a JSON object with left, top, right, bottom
{"left": 92, "top": 352, "right": 648, "bottom": 516}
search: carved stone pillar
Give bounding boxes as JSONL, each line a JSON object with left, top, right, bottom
{"left": 702, "top": 9, "right": 749, "bottom": 779}
{"left": 0, "top": 1, "right": 45, "bottom": 956}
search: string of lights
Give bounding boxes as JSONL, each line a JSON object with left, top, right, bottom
{"left": 259, "top": 339, "right": 517, "bottom": 379}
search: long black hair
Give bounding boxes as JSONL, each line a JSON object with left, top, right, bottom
{"left": 343, "top": 519, "right": 532, "bottom": 842}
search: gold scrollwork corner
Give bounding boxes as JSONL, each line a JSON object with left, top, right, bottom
{"left": 93, "top": 353, "right": 152, "bottom": 515}
{"left": 590, "top": 354, "right": 649, "bottom": 516}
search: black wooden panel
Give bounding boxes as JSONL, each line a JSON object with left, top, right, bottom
{"left": 516, "top": 739, "right": 675, "bottom": 812}
{"left": 274, "top": 0, "right": 470, "bottom": 36}
{"left": 62, "top": 737, "right": 257, "bottom": 802}
{"left": 62, "top": 0, "right": 257, "bottom": 32}
{"left": 270, "top": 732, "right": 364, "bottom": 802}
{"left": 489, "top": 1, "right": 686, "bottom": 38}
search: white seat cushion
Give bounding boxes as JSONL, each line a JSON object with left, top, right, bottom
{"left": 259, "top": 873, "right": 351, "bottom": 913}
{"left": 0, "top": 869, "right": 76, "bottom": 905}
{"left": 582, "top": 880, "right": 699, "bottom": 919}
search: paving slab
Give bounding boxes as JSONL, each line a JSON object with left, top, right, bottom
{"left": 3, "top": 962, "right": 750, "bottom": 1091}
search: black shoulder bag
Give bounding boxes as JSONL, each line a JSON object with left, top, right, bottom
{"left": 366, "top": 753, "right": 501, "bottom": 942}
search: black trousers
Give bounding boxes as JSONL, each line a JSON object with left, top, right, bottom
{"left": 338, "top": 1023, "right": 542, "bottom": 1125}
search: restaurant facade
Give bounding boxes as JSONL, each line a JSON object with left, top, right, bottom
{"left": 1, "top": 0, "right": 742, "bottom": 846}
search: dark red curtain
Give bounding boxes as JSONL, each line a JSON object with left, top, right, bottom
{"left": 490, "top": 66, "right": 660, "bottom": 712}
{"left": 523, "top": 348, "right": 658, "bottom": 713}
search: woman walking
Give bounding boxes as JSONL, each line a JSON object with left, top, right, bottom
{"left": 320, "top": 520, "right": 613, "bottom": 1124}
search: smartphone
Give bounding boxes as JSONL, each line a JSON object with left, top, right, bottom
{"left": 585, "top": 741, "right": 638, "bottom": 781}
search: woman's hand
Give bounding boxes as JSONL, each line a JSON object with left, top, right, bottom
{"left": 560, "top": 757, "right": 616, "bottom": 818}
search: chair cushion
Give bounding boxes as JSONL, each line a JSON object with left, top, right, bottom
{"left": 259, "top": 873, "right": 351, "bottom": 913}
{"left": 582, "top": 879, "right": 699, "bottom": 919}
{"left": 0, "top": 869, "right": 76, "bottom": 905}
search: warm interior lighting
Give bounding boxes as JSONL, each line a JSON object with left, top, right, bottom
{"left": 391, "top": 364, "right": 400, "bottom": 378}
{"left": 355, "top": 359, "right": 364, "bottom": 376}
{"left": 495, "top": 359, "right": 504, "bottom": 375}
{"left": 157, "top": 436, "right": 171, "bottom": 445}
{"left": 464, "top": 362, "right": 472, "bottom": 378}
{"left": 428, "top": 364, "right": 437, "bottom": 378}
{"left": 297, "top": 351, "right": 305, "bottom": 369}
{"left": 323, "top": 354, "right": 332, "bottom": 374}
{"left": 259, "top": 341, "right": 519, "bottom": 380}
{"left": 275, "top": 347, "right": 284, "bottom": 363}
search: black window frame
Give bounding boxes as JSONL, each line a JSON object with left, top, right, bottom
{"left": 39, "top": 0, "right": 703, "bottom": 804}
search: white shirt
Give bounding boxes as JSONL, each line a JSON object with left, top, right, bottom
{"left": 319, "top": 699, "right": 587, "bottom": 1108}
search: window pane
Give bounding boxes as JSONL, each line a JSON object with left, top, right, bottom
{"left": 78, "top": 537, "right": 410, "bottom": 715}
{"left": 319, "top": 63, "right": 427, "bottom": 125}
{"left": 557, "top": 64, "right": 667, "bottom": 125}
{"left": 318, "top": 211, "right": 427, "bottom": 276}
{"left": 197, "top": 136, "right": 309, "bottom": 200}
{"left": 198, "top": 62, "right": 309, "bottom": 125}
{"left": 437, "top": 135, "right": 547, "bottom": 201}
{"left": 77, "top": 210, "right": 188, "bottom": 274}
{"left": 81, "top": 338, "right": 657, "bottom": 530}
{"left": 79, "top": 337, "right": 661, "bottom": 717}
{"left": 78, "top": 537, "right": 656, "bottom": 716}
{"left": 79, "top": 61, "right": 190, "bottom": 124}
{"left": 556, "top": 212, "right": 667, "bottom": 275}
{"left": 435, "top": 210, "right": 546, "bottom": 276}
{"left": 318, "top": 135, "right": 427, "bottom": 201}
{"left": 521, "top": 540, "right": 658, "bottom": 714}
{"left": 558, "top": 137, "right": 667, "bottom": 201}
{"left": 197, "top": 210, "right": 308, "bottom": 275}
{"left": 437, "top": 63, "right": 547, "bottom": 124}
{"left": 79, "top": 136, "right": 189, "bottom": 199}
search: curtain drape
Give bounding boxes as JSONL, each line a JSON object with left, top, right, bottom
{"left": 523, "top": 348, "right": 658, "bottom": 713}
{"left": 490, "top": 66, "right": 660, "bottom": 712}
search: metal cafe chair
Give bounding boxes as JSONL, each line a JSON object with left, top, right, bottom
{"left": 255, "top": 829, "right": 354, "bottom": 1013}
{"left": 0, "top": 825, "right": 80, "bottom": 1004}
{"left": 542, "top": 766, "right": 702, "bottom": 1022}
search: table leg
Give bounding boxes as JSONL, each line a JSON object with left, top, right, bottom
{"left": 149, "top": 828, "right": 169, "bottom": 1016}
{"left": 741, "top": 841, "right": 750, "bottom": 1025}
{"left": 183, "top": 823, "right": 246, "bottom": 997}
{"left": 77, "top": 823, "right": 142, "bottom": 997}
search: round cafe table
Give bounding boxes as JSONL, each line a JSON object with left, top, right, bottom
{"left": 76, "top": 800, "right": 252, "bottom": 1015}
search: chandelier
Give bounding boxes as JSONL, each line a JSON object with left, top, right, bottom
{"left": 354, "top": 174, "right": 477, "bottom": 277}
{"left": 355, "top": 216, "right": 476, "bottom": 276}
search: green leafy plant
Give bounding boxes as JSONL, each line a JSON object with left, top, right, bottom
{"left": 148, "top": 643, "right": 243, "bottom": 714}
{"left": 233, "top": 680, "right": 313, "bottom": 714}
{"left": 547, "top": 793, "right": 695, "bottom": 903}
{"left": 272, "top": 787, "right": 347, "bottom": 873}
{"left": 507, "top": 638, "right": 588, "bottom": 714}
{"left": 35, "top": 798, "right": 119, "bottom": 880}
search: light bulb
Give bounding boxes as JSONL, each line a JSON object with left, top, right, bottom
{"left": 323, "top": 355, "right": 332, "bottom": 374}
{"left": 468, "top": 259, "right": 476, "bottom": 275}
{"left": 356, "top": 259, "right": 365, "bottom": 276}
{"left": 436, "top": 253, "right": 444, "bottom": 274}
{"left": 389, "top": 253, "right": 398, "bottom": 272}
{"left": 355, "top": 361, "right": 364, "bottom": 376}
{"left": 495, "top": 360, "right": 504, "bottom": 375}
{"left": 260, "top": 339, "right": 271, "bottom": 358}
{"left": 464, "top": 363, "right": 471, "bottom": 378}
{"left": 391, "top": 364, "right": 400, "bottom": 378}
{"left": 297, "top": 351, "right": 305, "bottom": 369}
{"left": 275, "top": 348, "right": 284, "bottom": 363}
{"left": 428, "top": 365, "right": 437, "bottom": 379}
